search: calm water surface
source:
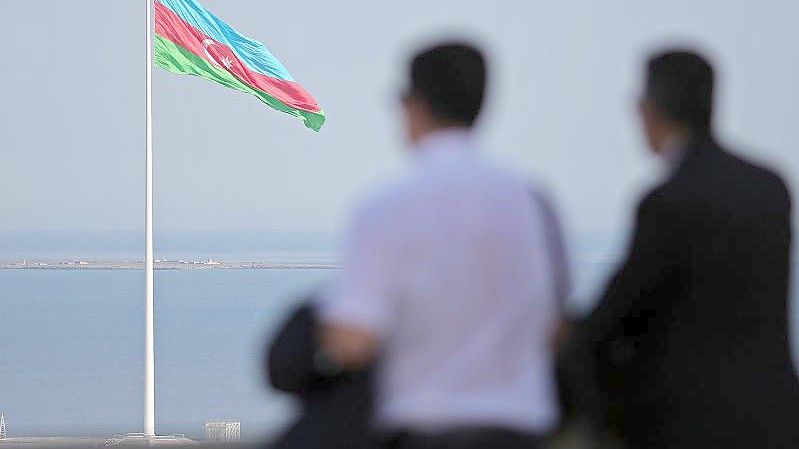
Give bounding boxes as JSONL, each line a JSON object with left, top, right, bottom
{"left": 0, "top": 269, "right": 333, "bottom": 439}
{"left": 1, "top": 255, "right": 796, "bottom": 440}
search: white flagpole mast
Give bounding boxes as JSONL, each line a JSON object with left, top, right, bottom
{"left": 144, "top": 0, "right": 156, "bottom": 438}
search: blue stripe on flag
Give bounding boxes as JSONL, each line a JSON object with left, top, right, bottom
{"left": 157, "top": 0, "right": 295, "bottom": 82}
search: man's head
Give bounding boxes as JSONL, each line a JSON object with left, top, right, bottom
{"left": 401, "top": 42, "right": 487, "bottom": 145}
{"left": 639, "top": 50, "right": 715, "bottom": 154}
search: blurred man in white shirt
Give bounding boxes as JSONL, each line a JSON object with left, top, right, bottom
{"left": 319, "top": 42, "right": 569, "bottom": 449}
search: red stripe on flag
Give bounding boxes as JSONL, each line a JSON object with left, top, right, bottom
{"left": 155, "top": 1, "right": 321, "bottom": 113}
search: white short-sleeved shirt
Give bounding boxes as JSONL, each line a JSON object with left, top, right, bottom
{"left": 320, "top": 128, "right": 565, "bottom": 434}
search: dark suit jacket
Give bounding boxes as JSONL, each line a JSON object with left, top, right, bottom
{"left": 266, "top": 302, "right": 373, "bottom": 449}
{"left": 580, "top": 136, "right": 799, "bottom": 449}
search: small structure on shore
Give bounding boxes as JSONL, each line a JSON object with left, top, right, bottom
{"left": 103, "top": 433, "right": 195, "bottom": 446}
{"left": 205, "top": 421, "right": 240, "bottom": 442}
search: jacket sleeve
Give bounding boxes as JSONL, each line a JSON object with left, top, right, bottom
{"left": 581, "top": 190, "right": 681, "bottom": 343}
{"left": 267, "top": 302, "right": 338, "bottom": 395}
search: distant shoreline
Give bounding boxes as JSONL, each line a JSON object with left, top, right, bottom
{"left": 0, "top": 260, "right": 341, "bottom": 270}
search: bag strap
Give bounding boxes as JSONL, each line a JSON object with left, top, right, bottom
{"left": 529, "top": 187, "right": 571, "bottom": 313}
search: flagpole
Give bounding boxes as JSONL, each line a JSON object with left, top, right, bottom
{"left": 144, "top": 0, "right": 156, "bottom": 438}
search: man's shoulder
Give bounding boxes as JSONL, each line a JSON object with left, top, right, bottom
{"left": 724, "top": 148, "right": 791, "bottom": 198}
{"left": 644, "top": 143, "right": 791, "bottom": 214}
{"left": 356, "top": 156, "right": 542, "bottom": 209}
{"left": 351, "top": 175, "right": 417, "bottom": 227}
{"left": 677, "top": 143, "right": 789, "bottom": 199}
{"left": 466, "top": 156, "right": 547, "bottom": 200}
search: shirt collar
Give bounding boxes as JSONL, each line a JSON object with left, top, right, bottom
{"left": 659, "top": 134, "right": 688, "bottom": 172}
{"left": 414, "top": 127, "right": 476, "bottom": 162}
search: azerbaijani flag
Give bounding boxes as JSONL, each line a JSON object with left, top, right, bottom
{"left": 154, "top": 0, "right": 325, "bottom": 131}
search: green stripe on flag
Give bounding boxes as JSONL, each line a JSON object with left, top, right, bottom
{"left": 154, "top": 34, "right": 325, "bottom": 132}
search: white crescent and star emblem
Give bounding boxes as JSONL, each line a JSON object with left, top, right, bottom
{"left": 202, "top": 39, "right": 234, "bottom": 70}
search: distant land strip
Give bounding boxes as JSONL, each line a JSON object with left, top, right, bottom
{"left": 0, "top": 260, "right": 341, "bottom": 270}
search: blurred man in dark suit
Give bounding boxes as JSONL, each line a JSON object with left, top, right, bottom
{"left": 578, "top": 50, "right": 799, "bottom": 449}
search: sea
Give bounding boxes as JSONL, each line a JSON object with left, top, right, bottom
{"left": 0, "top": 231, "right": 796, "bottom": 440}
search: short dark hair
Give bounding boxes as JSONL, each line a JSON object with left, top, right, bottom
{"left": 645, "top": 50, "right": 715, "bottom": 132}
{"left": 408, "top": 42, "right": 487, "bottom": 127}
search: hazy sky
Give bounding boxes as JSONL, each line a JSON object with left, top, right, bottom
{"left": 2, "top": 0, "right": 798, "bottom": 233}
